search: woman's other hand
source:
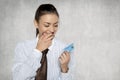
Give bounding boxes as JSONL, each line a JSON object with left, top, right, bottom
{"left": 59, "top": 51, "right": 70, "bottom": 73}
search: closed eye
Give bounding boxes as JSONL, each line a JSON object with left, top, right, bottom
{"left": 44, "top": 22, "right": 50, "bottom": 27}
{"left": 44, "top": 25, "right": 49, "bottom": 27}
{"left": 54, "top": 25, "right": 58, "bottom": 27}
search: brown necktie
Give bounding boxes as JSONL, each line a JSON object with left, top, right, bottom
{"left": 35, "top": 49, "right": 49, "bottom": 80}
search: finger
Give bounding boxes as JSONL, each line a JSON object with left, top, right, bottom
{"left": 43, "top": 31, "right": 55, "bottom": 39}
{"left": 44, "top": 33, "right": 53, "bottom": 39}
{"left": 62, "top": 53, "right": 67, "bottom": 59}
{"left": 40, "top": 34, "right": 45, "bottom": 40}
{"left": 64, "top": 51, "right": 70, "bottom": 56}
{"left": 63, "top": 52, "right": 70, "bottom": 61}
{"left": 59, "top": 57, "right": 65, "bottom": 64}
{"left": 60, "top": 55, "right": 65, "bottom": 61}
{"left": 42, "top": 31, "right": 51, "bottom": 35}
{"left": 47, "top": 34, "right": 54, "bottom": 38}
{"left": 38, "top": 35, "right": 44, "bottom": 42}
{"left": 46, "top": 30, "right": 51, "bottom": 34}
{"left": 41, "top": 33, "right": 52, "bottom": 41}
{"left": 47, "top": 35, "right": 54, "bottom": 40}
{"left": 59, "top": 58, "right": 63, "bottom": 63}
{"left": 43, "top": 33, "right": 54, "bottom": 41}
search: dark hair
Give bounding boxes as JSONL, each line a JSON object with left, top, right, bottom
{"left": 35, "top": 4, "right": 59, "bottom": 36}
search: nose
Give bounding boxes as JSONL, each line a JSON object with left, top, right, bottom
{"left": 49, "top": 26, "right": 55, "bottom": 33}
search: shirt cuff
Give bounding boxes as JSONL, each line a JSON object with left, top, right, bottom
{"left": 33, "top": 49, "right": 42, "bottom": 59}
{"left": 61, "top": 70, "right": 70, "bottom": 79}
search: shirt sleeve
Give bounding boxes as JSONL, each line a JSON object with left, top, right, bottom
{"left": 12, "top": 43, "right": 42, "bottom": 80}
{"left": 59, "top": 51, "right": 75, "bottom": 80}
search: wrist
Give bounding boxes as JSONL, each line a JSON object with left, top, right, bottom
{"left": 61, "top": 65, "right": 69, "bottom": 73}
{"left": 36, "top": 46, "right": 43, "bottom": 52}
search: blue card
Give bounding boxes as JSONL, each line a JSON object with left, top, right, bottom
{"left": 64, "top": 43, "right": 74, "bottom": 53}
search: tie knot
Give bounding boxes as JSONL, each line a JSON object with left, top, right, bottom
{"left": 42, "top": 48, "right": 49, "bottom": 55}
{"left": 40, "top": 48, "right": 49, "bottom": 63}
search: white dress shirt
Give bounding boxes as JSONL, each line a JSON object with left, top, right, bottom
{"left": 12, "top": 37, "right": 74, "bottom": 80}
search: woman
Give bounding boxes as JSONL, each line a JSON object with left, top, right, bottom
{"left": 12, "top": 4, "right": 74, "bottom": 80}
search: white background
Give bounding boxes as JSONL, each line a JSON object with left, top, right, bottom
{"left": 0, "top": 0, "right": 120, "bottom": 80}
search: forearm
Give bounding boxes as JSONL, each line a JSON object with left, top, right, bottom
{"left": 12, "top": 50, "right": 42, "bottom": 80}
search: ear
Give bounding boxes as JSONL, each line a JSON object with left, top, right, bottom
{"left": 34, "top": 20, "right": 38, "bottom": 28}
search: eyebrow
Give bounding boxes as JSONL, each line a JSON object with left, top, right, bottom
{"left": 44, "top": 21, "right": 58, "bottom": 24}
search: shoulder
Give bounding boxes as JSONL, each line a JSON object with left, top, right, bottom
{"left": 15, "top": 38, "right": 36, "bottom": 51}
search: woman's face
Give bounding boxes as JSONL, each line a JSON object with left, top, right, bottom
{"left": 35, "top": 14, "right": 59, "bottom": 37}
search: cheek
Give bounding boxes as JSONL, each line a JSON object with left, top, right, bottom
{"left": 55, "top": 27, "right": 58, "bottom": 32}
{"left": 54, "top": 28, "right": 58, "bottom": 34}
{"left": 38, "top": 25, "right": 47, "bottom": 34}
